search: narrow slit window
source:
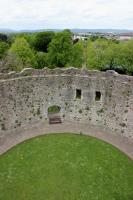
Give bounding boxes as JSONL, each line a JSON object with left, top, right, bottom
{"left": 76, "top": 89, "right": 81, "bottom": 99}
{"left": 95, "top": 91, "right": 101, "bottom": 101}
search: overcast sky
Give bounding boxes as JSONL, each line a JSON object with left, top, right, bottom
{"left": 0, "top": 0, "right": 133, "bottom": 30}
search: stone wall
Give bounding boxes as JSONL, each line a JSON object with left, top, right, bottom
{"left": 0, "top": 67, "right": 133, "bottom": 140}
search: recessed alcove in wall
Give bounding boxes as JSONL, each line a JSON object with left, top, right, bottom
{"left": 47, "top": 105, "right": 62, "bottom": 124}
{"left": 95, "top": 91, "right": 101, "bottom": 101}
{"left": 76, "top": 89, "right": 82, "bottom": 99}
{"left": 48, "top": 105, "right": 61, "bottom": 115}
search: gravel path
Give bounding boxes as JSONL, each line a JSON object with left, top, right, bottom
{"left": 0, "top": 120, "right": 133, "bottom": 159}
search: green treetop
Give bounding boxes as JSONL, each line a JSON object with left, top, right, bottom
{"left": 47, "top": 30, "right": 73, "bottom": 68}
{"left": 8, "top": 37, "right": 36, "bottom": 71}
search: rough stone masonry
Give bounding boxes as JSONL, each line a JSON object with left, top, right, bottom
{"left": 0, "top": 67, "right": 133, "bottom": 144}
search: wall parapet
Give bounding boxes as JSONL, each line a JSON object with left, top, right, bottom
{"left": 0, "top": 67, "right": 133, "bottom": 84}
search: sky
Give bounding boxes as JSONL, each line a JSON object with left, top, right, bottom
{"left": 0, "top": 0, "right": 133, "bottom": 30}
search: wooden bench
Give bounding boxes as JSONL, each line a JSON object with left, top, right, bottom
{"left": 49, "top": 116, "right": 62, "bottom": 124}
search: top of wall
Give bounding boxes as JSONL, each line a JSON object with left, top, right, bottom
{"left": 0, "top": 67, "right": 133, "bottom": 84}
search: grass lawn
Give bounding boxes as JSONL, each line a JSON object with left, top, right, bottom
{"left": 0, "top": 133, "right": 133, "bottom": 200}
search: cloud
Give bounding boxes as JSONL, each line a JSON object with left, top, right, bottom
{"left": 0, "top": 0, "right": 133, "bottom": 30}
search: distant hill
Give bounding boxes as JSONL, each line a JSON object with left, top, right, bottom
{"left": 0, "top": 28, "right": 17, "bottom": 33}
{"left": 71, "top": 29, "right": 133, "bottom": 33}
{"left": 0, "top": 28, "right": 133, "bottom": 34}
{"left": 0, "top": 28, "right": 61, "bottom": 33}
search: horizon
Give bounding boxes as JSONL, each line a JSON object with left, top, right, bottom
{"left": 0, "top": 0, "right": 133, "bottom": 30}
{"left": 0, "top": 28, "right": 133, "bottom": 33}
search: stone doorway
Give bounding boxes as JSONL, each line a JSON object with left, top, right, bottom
{"left": 48, "top": 105, "right": 62, "bottom": 124}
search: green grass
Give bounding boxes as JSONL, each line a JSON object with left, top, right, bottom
{"left": 0, "top": 133, "right": 133, "bottom": 200}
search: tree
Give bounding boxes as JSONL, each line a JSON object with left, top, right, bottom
{"left": 117, "top": 40, "right": 133, "bottom": 75}
{"left": 7, "top": 37, "right": 36, "bottom": 71}
{"left": 0, "top": 42, "right": 9, "bottom": 59}
{"left": 47, "top": 30, "right": 73, "bottom": 68}
{"left": 35, "top": 52, "right": 48, "bottom": 69}
{"left": 87, "top": 39, "right": 108, "bottom": 70}
{"left": 90, "top": 35, "right": 100, "bottom": 41}
{"left": 0, "top": 33, "right": 8, "bottom": 42}
{"left": 33, "top": 31, "right": 55, "bottom": 52}
{"left": 71, "top": 40, "right": 84, "bottom": 68}
{"left": 87, "top": 38, "right": 120, "bottom": 71}
{"left": 2, "top": 51, "right": 23, "bottom": 72}
{"left": 102, "top": 40, "right": 119, "bottom": 70}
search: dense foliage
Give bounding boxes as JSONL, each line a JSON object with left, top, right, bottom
{"left": 0, "top": 33, "right": 8, "bottom": 42}
{"left": 71, "top": 40, "right": 84, "bottom": 68}
{"left": 0, "top": 42, "right": 9, "bottom": 59}
{"left": 87, "top": 39, "right": 133, "bottom": 75}
{"left": 33, "top": 31, "right": 55, "bottom": 52}
{"left": 47, "top": 30, "right": 73, "bottom": 68}
{"left": 5, "top": 37, "right": 36, "bottom": 71}
{"left": 0, "top": 30, "right": 133, "bottom": 75}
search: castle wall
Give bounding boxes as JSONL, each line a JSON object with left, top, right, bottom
{"left": 0, "top": 68, "right": 133, "bottom": 141}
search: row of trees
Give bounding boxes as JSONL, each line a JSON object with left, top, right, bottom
{"left": 0, "top": 30, "right": 84, "bottom": 72}
{"left": 87, "top": 39, "right": 133, "bottom": 75}
{"left": 0, "top": 30, "right": 133, "bottom": 75}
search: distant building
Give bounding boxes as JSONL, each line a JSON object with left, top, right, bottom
{"left": 117, "top": 33, "right": 133, "bottom": 41}
{"left": 73, "top": 32, "right": 133, "bottom": 41}
{"left": 73, "top": 34, "right": 88, "bottom": 41}
{"left": 118, "top": 36, "right": 133, "bottom": 41}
